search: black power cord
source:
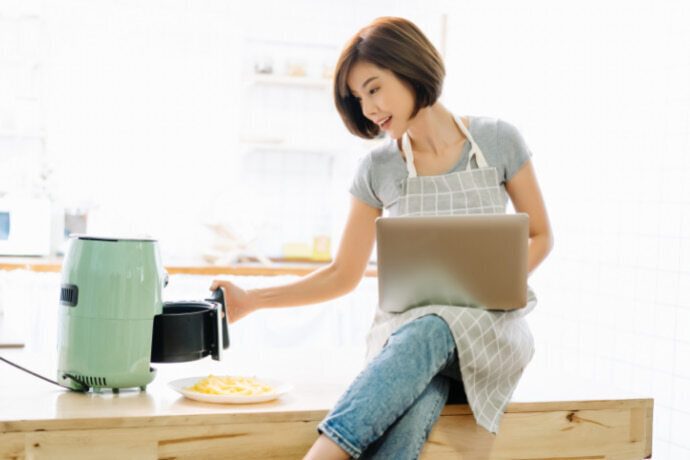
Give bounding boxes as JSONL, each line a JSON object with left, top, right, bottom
{"left": 0, "top": 356, "right": 89, "bottom": 392}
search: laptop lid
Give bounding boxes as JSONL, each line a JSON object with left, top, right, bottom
{"left": 376, "top": 214, "right": 529, "bottom": 312}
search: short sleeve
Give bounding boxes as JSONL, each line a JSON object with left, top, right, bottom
{"left": 349, "top": 153, "right": 384, "bottom": 209}
{"left": 497, "top": 119, "right": 533, "bottom": 183}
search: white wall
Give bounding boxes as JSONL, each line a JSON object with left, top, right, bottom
{"left": 33, "top": 0, "right": 447, "bottom": 262}
{"left": 42, "top": 0, "right": 245, "bottom": 260}
{"left": 443, "top": 0, "right": 690, "bottom": 456}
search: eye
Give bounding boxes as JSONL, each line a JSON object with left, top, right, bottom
{"left": 369, "top": 87, "right": 378, "bottom": 95}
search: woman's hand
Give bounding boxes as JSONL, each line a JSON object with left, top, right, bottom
{"left": 209, "top": 279, "right": 257, "bottom": 324}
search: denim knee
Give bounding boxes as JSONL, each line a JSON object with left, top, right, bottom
{"left": 391, "top": 314, "right": 452, "bottom": 342}
{"left": 317, "top": 315, "right": 457, "bottom": 458}
{"left": 387, "top": 314, "right": 455, "bottom": 365}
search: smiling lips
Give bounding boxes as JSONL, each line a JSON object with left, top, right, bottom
{"left": 376, "top": 116, "right": 392, "bottom": 129}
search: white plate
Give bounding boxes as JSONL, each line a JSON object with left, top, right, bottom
{"left": 168, "top": 376, "right": 293, "bottom": 404}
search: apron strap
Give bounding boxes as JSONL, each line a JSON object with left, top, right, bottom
{"left": 401, "top": 132, "right": 418, "bottom": 178}
{"left": 453, "top": 115, "right": 489, "bottom": 171}
{"left": 401, "top": 115, "right": 490, "bottom": 177}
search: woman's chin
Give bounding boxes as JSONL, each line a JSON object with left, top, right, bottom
{"left": 387, "top": 128, "right": 401, "bottom": 139}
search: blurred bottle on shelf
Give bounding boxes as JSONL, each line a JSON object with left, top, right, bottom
{"left": 312, "top": 234, "right": 331, "bottom": 261}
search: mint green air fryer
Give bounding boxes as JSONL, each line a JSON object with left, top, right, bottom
{"left": 57, "top": 235, "right": 168, "bottom": 391}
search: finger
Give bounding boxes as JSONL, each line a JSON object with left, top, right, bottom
{"left": 209, "top": 280, "right": 219, "bottom": 291}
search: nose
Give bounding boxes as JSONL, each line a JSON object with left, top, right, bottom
{"left": 361, "top": 98, "right": 377, "bottom": 121}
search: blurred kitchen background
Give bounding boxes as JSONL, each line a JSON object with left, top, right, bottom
{"left": 0, "top": 0, "right": 688, "bottom": 456}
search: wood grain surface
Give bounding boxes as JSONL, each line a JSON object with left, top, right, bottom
{"left": 0, "top": 348, "right": 653, "bottom": 459}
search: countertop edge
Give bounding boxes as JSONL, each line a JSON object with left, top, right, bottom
{"left": 0, "top": 398, "right": 654, "bottom": 434}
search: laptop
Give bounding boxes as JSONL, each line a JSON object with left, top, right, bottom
{"left": 376, "top": 214, "right": 529, "bottom": 312}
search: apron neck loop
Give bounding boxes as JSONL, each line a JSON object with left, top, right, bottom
{"left": 401, "top": 115, "right": 490, "bottom": 177}
{"left": 401, "top": 133, "right": 417, "bottom": 178}
{"left": 454, "top": 115, "right": 489, "bottom": 171}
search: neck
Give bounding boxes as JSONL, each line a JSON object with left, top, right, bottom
{"left": 404, "top": 103, "right": 464, "bottom": 157}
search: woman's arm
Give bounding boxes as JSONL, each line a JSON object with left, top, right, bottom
{"left": 251, "top": 196, "right": 381, "bottom": 307}
{"left": 505, "top": 159, "right": 554, "bottom": 275}
{"left": 210, "top": 196, "right": 382, "bottom": 323}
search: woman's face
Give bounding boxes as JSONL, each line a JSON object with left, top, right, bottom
{"left": 346, "top": 60, "right": 416, "bottom": 139}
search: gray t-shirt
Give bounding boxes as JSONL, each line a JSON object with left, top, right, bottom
{"left": 349, "top": 115, "right": 533, "bottom": 210}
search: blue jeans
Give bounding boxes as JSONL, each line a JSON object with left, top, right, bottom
{"left": 318, "top": 315, "right": 465, "bottom": 459}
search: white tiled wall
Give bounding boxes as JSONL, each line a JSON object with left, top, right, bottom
{"left": 237, "top": 37, "right": 342, "bottom": 256}
{"left": 242, "top": 149, "right": 334, "bottom": 256}
{"left": 0, "top": 2, "right": 47, "bottom": 199}
{"left": 443, "top": 1, "right": 690, "bottom": 455}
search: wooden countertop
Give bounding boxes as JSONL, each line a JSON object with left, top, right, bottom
{"left": 0, "top": 256, "right": 378, "bottom": 277}
{"left": 0, "top": 347, "right": 651, "bottom": 427}
{"left": 0, "top": 348, "right": 362, "bottom": 429}
{"left": 0, "top": 348, "right": 653, "bottom": 459}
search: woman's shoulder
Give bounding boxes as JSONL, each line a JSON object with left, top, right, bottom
{"left": 469, "top": 115, "right": 533, "bottom": 182}
{"left": 359, "top": 137, "right": 404, "bottom": 172}
{"left": 369, "top": 136, "right": 400, "bottom": 160}
{"left": 352, "top": 137, "right": 403, "bottom": 179}
{"left": 469, "top": 115, "right": 521, "bottom": 141}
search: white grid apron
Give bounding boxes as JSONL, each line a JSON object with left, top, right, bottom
{"left": 365, "top": 115, "right": 537, "bottom": 435}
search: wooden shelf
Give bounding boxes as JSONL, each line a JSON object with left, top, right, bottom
{"left": 0, "top": 131, "right": 45, "bottom": 140}
{"left": 240, "top": 140, "right": 336, "bottom": 154}
{"left": 0, "top": 256, "right": 378, "bottom": 278}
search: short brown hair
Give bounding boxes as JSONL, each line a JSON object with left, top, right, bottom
{"left": 334, "top": 17, "right": 445, "bottom": 139}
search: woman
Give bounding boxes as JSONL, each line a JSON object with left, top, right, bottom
{"left": 211, "top": 16, "right": 553, "bottom": 459}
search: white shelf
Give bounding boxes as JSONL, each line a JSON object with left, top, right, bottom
{"left": 248, "top": 74, "right": 333, "bottom": 89}
{"left": 0, "top": 131, "right": 45, "bottom": 140}
{"left": 240, "top": 141, "right": 336, "bottom": 154}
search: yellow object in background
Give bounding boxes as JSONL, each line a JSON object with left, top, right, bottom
{"left": 283, "top": 242, "right": 312, "bottom": 259}
{"left": 312, "top": 235, "right": 331, "bottom": 261}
